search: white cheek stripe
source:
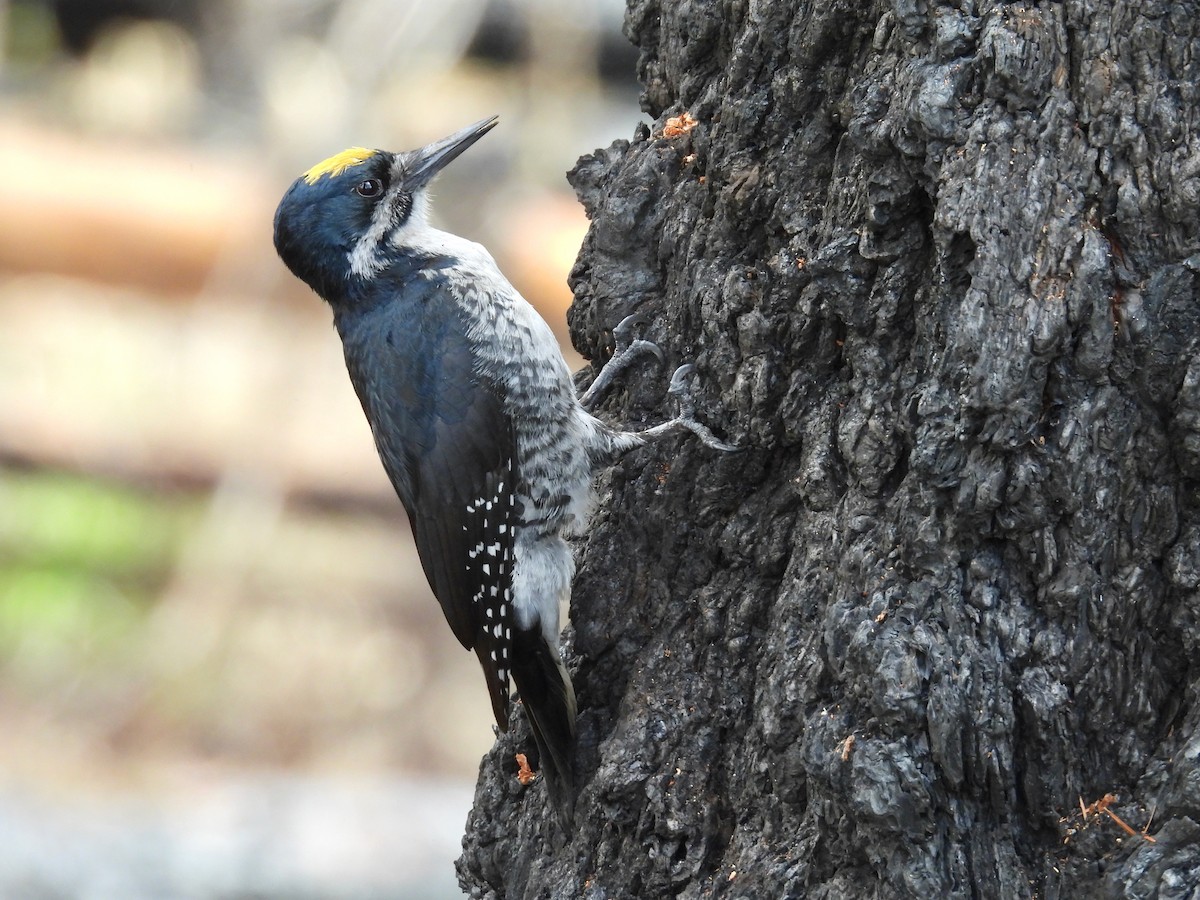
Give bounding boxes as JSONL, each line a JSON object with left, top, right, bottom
{"left": 348, "top": 193, "right": 396, "bottom": 277}
{"left": 348, "top": 186, "right": 431, "bottom": 277}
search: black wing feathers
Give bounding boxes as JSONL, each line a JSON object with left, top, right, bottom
{"left": 411, "top": 420, "right": 517, "bottom": 730}
{"left": 344, "top": 282, "right": 517, "bottom": 729}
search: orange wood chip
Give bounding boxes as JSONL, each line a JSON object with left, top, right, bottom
{"left": 663, "top": 112, "right": 699, "bottom": 138}
{"left": 515, "top": 752, "right": 536, "bottom": 786}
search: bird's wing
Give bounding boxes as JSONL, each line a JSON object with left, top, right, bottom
{"left": 345, "top": 289, "right": 517, "bottom": 729}
{"left": 409, "top": 379, "right": 518, "bottom": 730}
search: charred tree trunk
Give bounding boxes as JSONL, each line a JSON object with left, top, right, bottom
{"left": 459, "top": 0, "right": 1200, "bottom": 896}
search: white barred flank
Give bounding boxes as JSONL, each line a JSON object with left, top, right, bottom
{"left": 389, "top": 224, "right": 608, "bottom": 647}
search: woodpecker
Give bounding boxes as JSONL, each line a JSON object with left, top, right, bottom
{"left": 273, "top": 116, "right": 733, "bottom": 824}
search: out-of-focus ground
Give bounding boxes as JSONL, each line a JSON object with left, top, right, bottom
{"left": 0, "top": 1, "right": 641, "bottom": 896}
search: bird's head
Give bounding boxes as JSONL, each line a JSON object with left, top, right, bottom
{"left": 273, "top": 115, "right": 498, "bottom": 303}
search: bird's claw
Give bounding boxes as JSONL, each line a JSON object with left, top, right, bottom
{"left": 679, "top": 420, "right": 741, "bottom": 453}
{"left": 666, "top": 364, "right": 741, "bottom": 452}
{"left": 611, "top": 313, "right": 650, "bottom": 352}
{"left": 667, "top": 363, "right": 698, "bottom": 398}
{"left": 625, "top": 338, "right": 665, "bottom": 365}
{"left": 579, "top": 315, "right": 666, "bottom": 411}
{"left": 611, "top": 314, "right": 665, "bottom": 365}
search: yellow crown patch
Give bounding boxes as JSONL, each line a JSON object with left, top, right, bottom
{"left": 302, "top": 147, "right": 376, "bottom": 184}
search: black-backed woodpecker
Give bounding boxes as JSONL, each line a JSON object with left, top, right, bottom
{"left": 273, "top": 116, "right": 733, "bottom": 825}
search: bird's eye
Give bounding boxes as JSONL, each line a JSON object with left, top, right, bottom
{"left": 354, "top": 179, "right": 382, "bottom": 198}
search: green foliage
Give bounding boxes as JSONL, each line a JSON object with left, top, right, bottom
{"left": 4, "top": 1, "right": 61, "bottom": 71}
{"left": 0, "top": 468, "right": 197, "bottom": 678}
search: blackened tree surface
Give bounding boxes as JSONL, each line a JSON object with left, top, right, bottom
{"left": 459, "top": 0, "right": 1200, "bottom": 897}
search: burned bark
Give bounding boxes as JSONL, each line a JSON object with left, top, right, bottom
{"left": 459, "top": 1, "right": 1200, "bottom": 897}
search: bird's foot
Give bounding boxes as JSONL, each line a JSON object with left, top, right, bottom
{"left": 578, "top": 314, "right": 665, "bottom": 411}
{"left": 638, "top": 364, "right": 740, "bottom": 452}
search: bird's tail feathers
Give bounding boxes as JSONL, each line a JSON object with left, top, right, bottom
{"left": 510, "top": 624, "right": 577, "bottom": 828}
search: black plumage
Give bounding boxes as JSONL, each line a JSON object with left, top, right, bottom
{"left": 273, "top": 116, "right": 733, "bottom": 830}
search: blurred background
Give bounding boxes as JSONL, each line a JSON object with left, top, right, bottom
{"left": 0, "top": 0, "right": 642, "bottom": 896}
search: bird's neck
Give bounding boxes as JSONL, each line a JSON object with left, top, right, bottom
{"left": 329, "top": 250, "right": 452, "bottom": 322}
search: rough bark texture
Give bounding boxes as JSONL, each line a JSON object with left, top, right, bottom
{"left": 459, "top": 0, "right": 1200, "bottom": 896}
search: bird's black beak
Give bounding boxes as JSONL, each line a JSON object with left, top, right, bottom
{"left": 405, "top": 116, "right": 499, "bottom": 189}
